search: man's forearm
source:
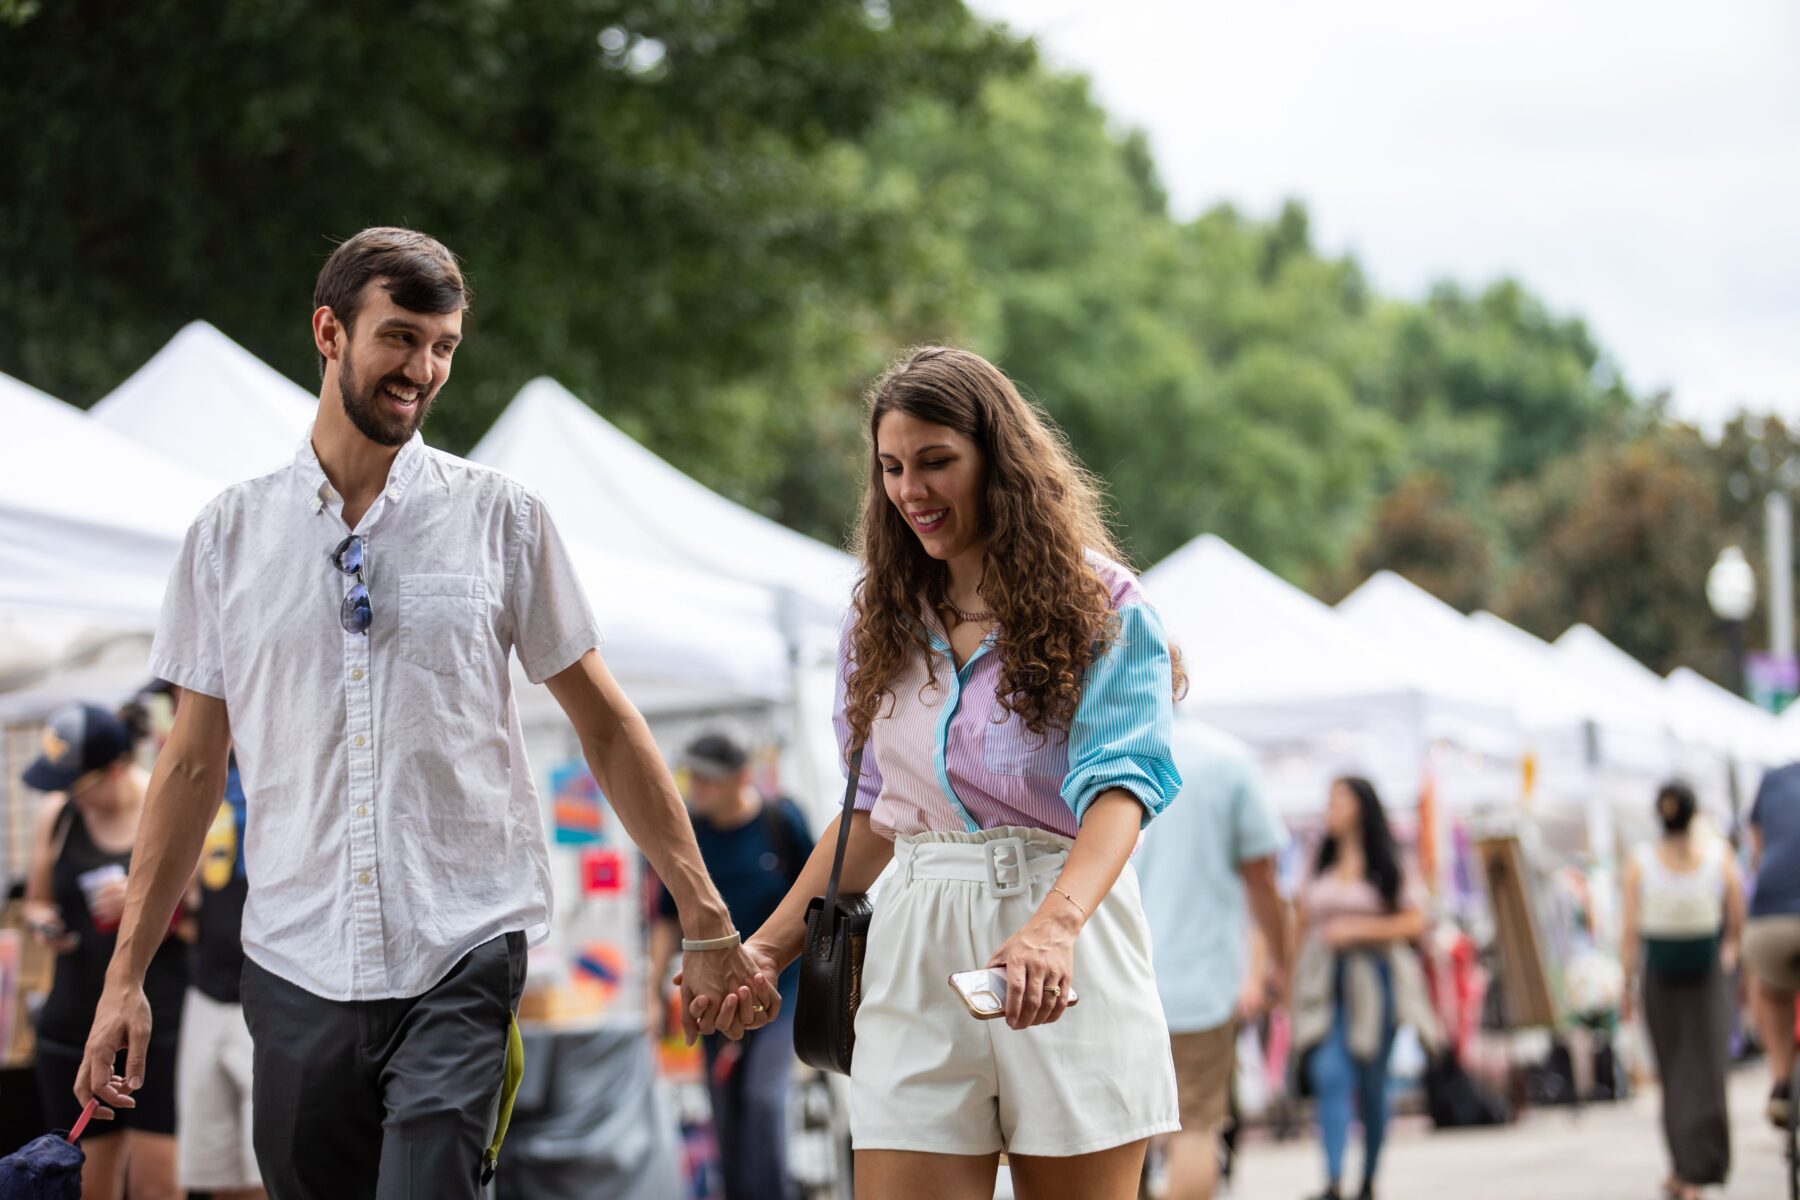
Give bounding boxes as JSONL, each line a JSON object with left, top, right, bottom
{"left": 108, "top": 749, "right": 226, "bottom": 985}
{"left": 577, "top": 711, "right": 730, "bottom": 939}
{"left": 1242, "top": 858, "right": 1291, "bottom": 973}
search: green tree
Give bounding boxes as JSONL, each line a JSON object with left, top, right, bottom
{"left": 1499, "top": 427, "right": 1723, "bottom": 676}
{"left": 1322, "top": 471, "right": 1498, "bottom": 611}
{"left": 0, "top": 0, "right": 1026, "bottom": 531}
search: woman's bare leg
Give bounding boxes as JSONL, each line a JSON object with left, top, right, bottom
{"left": 1010, "top": 1139, "right": 1151, "bottom": 1200}
{"left": 855, "top": 1149, "right": 1000, "bottom": 1200}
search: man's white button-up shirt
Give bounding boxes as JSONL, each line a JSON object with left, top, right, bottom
{"left": 149, "top": 430, "right": 601, "bottom": 1001}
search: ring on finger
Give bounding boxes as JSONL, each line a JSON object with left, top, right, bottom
{"left": 1046, "top": 984, "right": 1062, "bottom": 997}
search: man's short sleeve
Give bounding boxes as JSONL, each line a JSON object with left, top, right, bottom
{"left": 1231, "top": 759, "right": 1287, "bottom": 865}
{"left": 147, "top": 513, "right": 228, "bottom": 699}
{"left": 507, "top": 492, "right": 602, "bottom": 684}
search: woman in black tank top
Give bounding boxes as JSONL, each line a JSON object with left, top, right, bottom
{"left": 22, "top": 701, "right": 187, "bottom": 1200}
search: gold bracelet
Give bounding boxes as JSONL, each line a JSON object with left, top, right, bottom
{"left": 1051, "top": 886, "right": 1087, "bottom": 920}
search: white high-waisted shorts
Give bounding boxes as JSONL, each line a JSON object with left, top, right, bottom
{"left": 849, "top": 825, "right": 1179, "bottom": 1157}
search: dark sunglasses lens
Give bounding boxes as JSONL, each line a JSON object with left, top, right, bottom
{"left": 334, "top": 535, "right": 364, "bottom": 575}
{"left": 341, "top": 584, "right": 373, "bottom": 635}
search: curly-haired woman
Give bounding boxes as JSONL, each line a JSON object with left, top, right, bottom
{"left": 716, "top": 346, "right": 1185, "bottom": 1199}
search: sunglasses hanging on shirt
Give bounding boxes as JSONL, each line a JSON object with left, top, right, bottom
{"left": 330, "top": 534, "right": 373, "bottom": 635}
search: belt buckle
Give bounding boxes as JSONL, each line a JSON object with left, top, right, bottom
{"left": 984, "top": 836, "right": 1029, "bottom": 898}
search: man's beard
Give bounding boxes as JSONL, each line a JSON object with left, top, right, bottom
{"left": 338, "top": 344, "right": 436, "bottom": 447}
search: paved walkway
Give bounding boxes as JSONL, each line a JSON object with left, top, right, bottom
{"left": 1220, "top": 1066, "right": 1785, "bottom": 1199}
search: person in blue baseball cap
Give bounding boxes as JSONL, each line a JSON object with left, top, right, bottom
{"left": 21, "top": 701, "right": 188, "bottom": 1200}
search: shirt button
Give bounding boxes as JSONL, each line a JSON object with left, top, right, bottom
{"left": 357, "top": 871, "right": 371, "bottom": 885}
{"left": 353, "top": 735, "right": 367, "bottom": 748}
{"left": 388, "top": 488, "right": 399, "bottom": 500}
{"left": 351, "top": 668, "right": 364, "bottom": 681}
{"left": 355, "top": 805, "right": 368, "bottom": 817}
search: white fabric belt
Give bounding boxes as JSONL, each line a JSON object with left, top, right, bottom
{"left": 895, "top": 836, "right": 1069, "bottom": 898}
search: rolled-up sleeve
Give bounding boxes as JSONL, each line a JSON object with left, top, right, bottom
{"left": 831, "top": 618, "right": 883, "bottom": 813}
{"left": 506, "top": 492, "right": 602, "bottom": 684}
{"left": 1061, "top": 602, "right": 1182, "bottom": 826}
{"left": 148, "top": 509, "right": 228, "bottom": 699}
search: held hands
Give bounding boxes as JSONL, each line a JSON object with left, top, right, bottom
{"left": 678, "top": 941, "right": 782, "bottom": 1044}
{"left": 74, "top": 975, "right": 153, "bottom": 1120}
{"left": 986, "top": 905, "right": 1081, "bottom": 1031}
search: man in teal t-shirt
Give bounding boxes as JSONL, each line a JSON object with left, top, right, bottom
{"left": 1136, "top": 719, "right": 1290, "bottom": 1200}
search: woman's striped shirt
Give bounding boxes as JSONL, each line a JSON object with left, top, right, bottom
{"left": 832, "top": 553, "right": 1182, "bottom": 839}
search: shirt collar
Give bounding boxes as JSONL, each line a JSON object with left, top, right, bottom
{"left": 293, "top": 425, "right": 429, "bottom": 518}
{"left": 914, "top": 597, "right": 997, "bottom": 657}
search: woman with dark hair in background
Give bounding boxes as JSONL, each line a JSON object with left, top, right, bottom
{"left": 1290, "top": 777, "right": 1436, "bottom": 1200}
{"left": 1618, "top": 781, "right": 1743, "bottom": 1200}
{"left": 21, "top": 701, "right": 188, "bottom": 1200}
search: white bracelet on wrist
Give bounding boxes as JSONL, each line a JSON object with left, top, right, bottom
{"left": 681, "top": 930, "right": 743, "bottom": 952}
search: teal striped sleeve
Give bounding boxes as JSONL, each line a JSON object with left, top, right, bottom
{"left": 1061, "top": 602, "right": 1183, "bottom": 826}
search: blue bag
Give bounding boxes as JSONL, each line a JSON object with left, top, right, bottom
{"left": 0, "top": 1099, "right": 95, "bottom": 1199}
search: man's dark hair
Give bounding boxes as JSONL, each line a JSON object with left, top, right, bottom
{"left": 684, "top": 732, "right": 750, "bottom": 778}
{"left": 313, "top": 227, "right": 470, "bottom": 375}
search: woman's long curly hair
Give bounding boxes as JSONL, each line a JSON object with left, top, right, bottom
{"left": 842, "top": 346, "right": 1183, "bottom": 747}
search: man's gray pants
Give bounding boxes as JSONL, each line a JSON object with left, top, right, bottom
{"left": 241, "top": 931, "right": 527, "bottom": 1200}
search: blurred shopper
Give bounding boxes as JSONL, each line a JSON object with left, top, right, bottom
{"left": 648, "top": 732, "right": 814, "bottom": 1200}
{"left": 1745, "top": 760, "right": 1800, "bottom": 1128}
{"left": 1291, "top": 778, "right": 1435, "bottom": 1200}
{"left": 737, "top": 347, "right": 1186, "bottom": 1200}
{"left": 1136, "top": 720, "right": 1290, "bottom": 1200}
{"left": 176, "top": 742, "right": 264, "bottom": 1200}
{"left": 22, "top": 702, "right": 186, "bottom": 1200}
{"left": 73, "top": 227, "right": 772, "bottom": 1200}
{"left": 1618, "top": 782, "right": 1742, "bottom": 1200}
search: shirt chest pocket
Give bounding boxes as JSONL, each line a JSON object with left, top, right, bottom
{"left": 398, "top": 574, "right": 488, "bottom": 675}
{"left": 981, "top": 712, "right": 1068, "bottom": 780}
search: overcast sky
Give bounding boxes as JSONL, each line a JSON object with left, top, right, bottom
{"left": 969, "top": 0, "right": 1800, "bottom": 426}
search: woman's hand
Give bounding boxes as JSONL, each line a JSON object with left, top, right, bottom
{"left": 23, "top": 899, "right": 76, "bottom": 953}
{"left": 682, "top": 939, "right": 787, "bottom": 1042}
{"left": 89, "top": 875, "right": 127, "bottom": 928}
{"left": 986, "top": 906, "right": 1080, "bottom": 1030}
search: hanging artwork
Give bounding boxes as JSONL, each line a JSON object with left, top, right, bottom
{"left": 550, "top": 758, "right": 607, "bottom": 845}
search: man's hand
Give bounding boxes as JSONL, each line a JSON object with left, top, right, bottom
{"left": 75, "top": 976, "right": 153, "bottom": 1119}
{"left": 680, "top": 943, "right": 780, "bottom": 1043}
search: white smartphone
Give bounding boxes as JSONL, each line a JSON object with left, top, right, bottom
{"left": 948, "top": 968, "right": 1079, "bottom": 1020}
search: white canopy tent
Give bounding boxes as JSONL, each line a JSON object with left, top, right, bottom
{"left": 5, "top": 360, "right": 794, "bottom": 726}
{"left": 1340, "top": 572, "right": 1599, "bottom": 814}
{"left": 90, "top": 321, "right": 317, "bottom": 483}
{"left": 1662, "top": 667, "right": 1786, "bottom": 813}
{"left": 0, "top": 372, "right": 221, "bottom": 864}
{"left": 1551, "top": 624, "right": 1728, "bottom": 822}
{"left": 470, "top": 378, "right": 854, "bottom": 627}
{"left": 1781, "top": 696, "right": 1800, "bottom": 741}
{"left": 472, "top": 377, "right": 858, "bottom": 814}
{"left": 1144, "top": 535, "right": 1520, "bottom": 818}
{"left": 0, "top": 371, "right": 217, "bottom": 626}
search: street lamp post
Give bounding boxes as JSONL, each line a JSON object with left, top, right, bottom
{"left": 1707, "top": 545, "right": 1757, "bottom": 697}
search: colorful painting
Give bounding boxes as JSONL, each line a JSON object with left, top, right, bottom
{"left": 580, "top": 847, "right": 625, "bottom": 896}
{"left": 550, "top": 758, "right": 606, "bottom": 845}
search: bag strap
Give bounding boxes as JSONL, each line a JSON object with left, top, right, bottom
{"left": 820, "top": 746, "right": 865, "bottom": 916}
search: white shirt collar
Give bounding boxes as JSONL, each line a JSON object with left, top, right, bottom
{"left": 293, "top": 425, "right": 429, "bottom": 517}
